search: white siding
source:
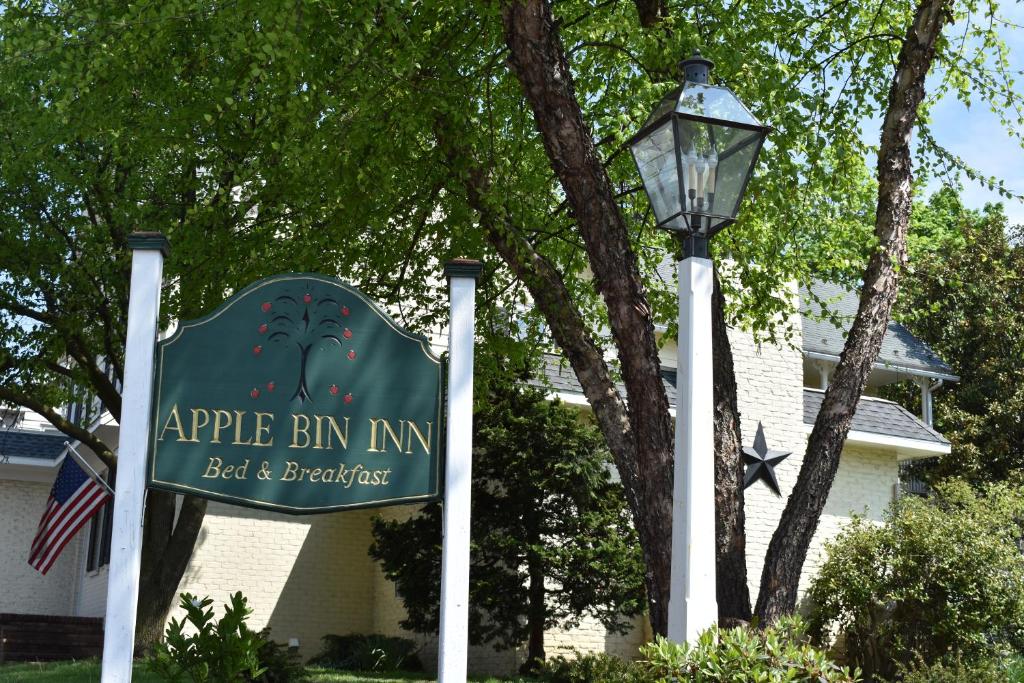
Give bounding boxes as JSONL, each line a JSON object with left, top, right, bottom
{"left": 0, "top": 479, "right": 81, "bottom": 615}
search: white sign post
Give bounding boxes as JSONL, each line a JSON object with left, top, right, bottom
{"left": 438, "top": 259, "right": 481, "bottom": 683}
{"left": 667, "top": 252, "right": 718, "bottom": 644}
{"left": 101, "top": 232, "right": 168, "bottom": 682}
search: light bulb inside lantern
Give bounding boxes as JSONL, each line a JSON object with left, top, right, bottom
{"left": 696, "top": 156, "right": 708, "bottom": 200}
{"left": 706, "top": 149, "right": 718, "bottom": 197}
{"left": 686, "top": 145, "right": 699, "bottom": 201}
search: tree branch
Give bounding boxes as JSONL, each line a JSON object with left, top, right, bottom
{"left": 499, "top": 0, "right": 676, "bottom": 633}
{"left": 754, "top": 0, "right": 953, "bottom": 623}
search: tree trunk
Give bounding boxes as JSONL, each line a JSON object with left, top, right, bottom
{"left": 523, "top": 534, "right": 546, "bottom": 673}
{"left": 754, "top": 0, "right": 952, "bottom": 624}
{"left": 711, "top": 270, "right": 751, "bottom": 623}
{"left": 135, "top": 491, "right": 209, "bottom": 650}
{"left": 500, "top": 0, "right": 675, "bottom": 636}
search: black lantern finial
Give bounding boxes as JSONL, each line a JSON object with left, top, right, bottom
{"left": 680, "top": 51, "right": 714, "bottom": 84}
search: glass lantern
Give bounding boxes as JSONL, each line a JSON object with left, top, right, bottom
{"left": 630, "top": 53, "right": 769, "bottom": 238}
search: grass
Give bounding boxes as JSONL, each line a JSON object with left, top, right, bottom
{"left": 0, "top": 661, "right": 530, "bottom": 683}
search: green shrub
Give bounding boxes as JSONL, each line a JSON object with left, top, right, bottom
{"left": 637, "top": 620, "right": 858, "bottom": 682}
{"left": 538, "top": 651, "right": 640, "bottom": 683}
{"left": 807, "top": 481, "right": 1024, "bottom": 681}
{"left": 254, "top": 628, "right": 305, "bottom": 682}
{"left": 539, "top": 620, "right": 855, "bottom": 683}
{"left": 307, "top": 633, "right": 422, "bottom": 672}
{"left": 147, "top": 592, "right": 267, "bottom": 682}
{"left": 898, "top": 656, "right": 1024, "bottom": 683}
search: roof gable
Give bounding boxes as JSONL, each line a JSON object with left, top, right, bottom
{"left": 801, "top": 281, "right": 955, "bottom": 378}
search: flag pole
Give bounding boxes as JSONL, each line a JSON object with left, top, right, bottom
{"left": 63, "top": 441, "right": 114, "bottom": 496}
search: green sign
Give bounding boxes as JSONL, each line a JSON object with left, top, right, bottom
{"left": 148, "top": 274, "right": 444, "bottom": 514}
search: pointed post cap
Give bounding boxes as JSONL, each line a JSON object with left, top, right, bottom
{"left": 126, "top": 231, "right": 170, "bottom": 257}
{"left": 680, "top": 51, "right": 714, "bottom": 84}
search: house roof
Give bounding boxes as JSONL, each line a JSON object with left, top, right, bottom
{"left": 534, "top": 354, "right": 678, "bottom": 405}
{"left": 802, "top": 388, "right": 949, "bottom": 446}
{"left": 533, "top": 354, "right": 947, "bottom": 447}
{"left": 800, "top": 280, "right": 956, "bottom": 379}
{"left": 654, "top": 255, "right": 956, "bottom": 380}
{"left": 0, "top": 430, "right": 67, "bottom": 461}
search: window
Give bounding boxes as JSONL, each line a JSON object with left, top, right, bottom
{"left": 86, "top": 470, "right": 114, "bottom": 572}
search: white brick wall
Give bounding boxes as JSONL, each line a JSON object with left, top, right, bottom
{"left": 167, "top": 502, "right": 378, "bottom": 658}
{"left": 0, "top": 479, "right": 82, "bottom": 615}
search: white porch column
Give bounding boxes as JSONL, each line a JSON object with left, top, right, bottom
{"left": 668, "top": 252, "right": 718, "bottom": 644}
{"left": 102, "top": 233, "right": 168, "bottom": 682}
{"left": 438, "top": 259, "right": 482, "bottom": 683}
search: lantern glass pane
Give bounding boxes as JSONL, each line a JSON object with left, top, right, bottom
{"left": 643, "top": 87, "right": 682, "bottom": 127}
{"left": 675, "top": 83, "right": 761, "bottom": 127}
{"left": 670, "top": 119, "right": 763, "bottom": 232}
{"left": 709, "top": 124, "right": 762, "bottom": 227}
{"left": 630, "top": 121, "right": 683, "bottom": 228}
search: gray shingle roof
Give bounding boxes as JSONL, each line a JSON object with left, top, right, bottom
{"left": 802, "top": 388, "right": 949, "bottom": 445}
{"left": 534, "top": 355, "right": 948, "bottom": 446}
{"left": 801, "top": 281, "right": 955, "bottom": 378}
{"left": 531, "top": 354, "right": 678, "bottom": 406}
{"left": 0, "top": 430, "right": 67, "bottom": 461}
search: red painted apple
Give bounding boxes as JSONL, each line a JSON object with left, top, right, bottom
{"left": 329, "top": 384, "right": 339, "bottom": 396}
{"left": 343, "top": 393, "right": 353, "bottom": 404}
{"left": 347, "top": 350, "right": 356, "bottom": 360}
{"left": 341, "top": 306, "right": 350, "bottom": 316}
{"left": 266, "top": 381, "right": 275, "bottom": 392}
{"left": 303, "top": 293, "right": 312, "bottom": 304}
{"left": 250, "top": 388, "right": 260, "bottom": 399}
{"left": 253, "top": 345, "right": 262, "bottom": 355}
{"left": 343, "top": 328, "right": 352, "bottom": 339}
{"left": 257, "top": 323, "right": 268, "bottom": 334}
{"left": 261, "top": 302, "right": 271, "bottom": 312}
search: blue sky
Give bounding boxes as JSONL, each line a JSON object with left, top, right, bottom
{"left": 914, "top": 2, "right": 1024, "bottom": 225}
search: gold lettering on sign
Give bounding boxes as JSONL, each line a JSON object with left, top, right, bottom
{"left": 368, "top": 418, "right": 403, "bottom": 453}
{"left": 368, "top": 418, "right": 432, "bottom": 454}
{"left": 290, "top": 415, "right": 312, "bottom": 449}
{"left": 235, "top": 459, "right": 250, "bottom": 479}
{"left": 159, "top": 404, "right": 187, "bottom": 442}
{"left": 189, "top": 408, "right": 210, "bottom": 443}
{"left": 404, "top": 421, "right": 432, "bottom": 454}
{"left": 232, "top": 410, "right": 252, "bottom": 445}
{"left": 210, "top": 409, "right": 233, "bottom": 444}
{"left": 314, "top": 415, "right": 349, "bottom": 450}
{"left": 281, "top": 461, "right": 299, "bottom": 481}
{"left": 202, "top": 457, "right": 223, "bottom": 478}
{"left": 254, "top": 412, "right": 274, "bottom": 447}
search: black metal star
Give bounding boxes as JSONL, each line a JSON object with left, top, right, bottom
{"left": 742, "top": 422, "right": 791, "bottom": 496}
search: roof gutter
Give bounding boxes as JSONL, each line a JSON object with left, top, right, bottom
{"left": 804, "top": 350, "right": 959, "bottom": 382}
{"left": 0, "top": 454, "right": 62, "bottom": 468}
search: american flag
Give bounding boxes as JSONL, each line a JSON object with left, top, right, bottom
{"left": 29, "top": 455, "right": 111, "bottom": 575}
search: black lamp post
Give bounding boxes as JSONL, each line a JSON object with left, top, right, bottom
{"left": 629, "top": 53, "right": 768, "bottom": 644}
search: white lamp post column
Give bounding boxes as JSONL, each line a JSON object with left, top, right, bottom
{"left": 667, "top": 239, "right": 718, "bottom": 644}
{"left": 629, "top": 50, "right": 768, "bottom": 645}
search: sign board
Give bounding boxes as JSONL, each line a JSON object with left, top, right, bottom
{"left": 148, "top": 273, "right": 443, "bottom": 513}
